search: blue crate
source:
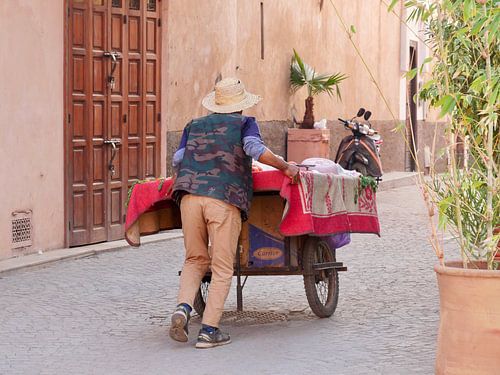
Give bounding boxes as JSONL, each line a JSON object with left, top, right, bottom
{"left": 248, "top": 224, "right": 285, "bottom": 268}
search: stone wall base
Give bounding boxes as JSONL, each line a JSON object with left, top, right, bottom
{"left": 165, "top": 119, "right": 447, "bottom": 176}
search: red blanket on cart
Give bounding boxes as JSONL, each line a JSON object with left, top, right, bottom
{"left": 279, "top": 171, "right": 379, "bottom": 236}
{"left": 125, "top": 169, "right": 379, "bottom": 246}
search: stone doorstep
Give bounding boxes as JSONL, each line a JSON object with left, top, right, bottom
{"left": 0, "top": 231, "right": 183, "bottom": 276}
{"left": 0, "top": 173, "right": 417, "bottom": 275}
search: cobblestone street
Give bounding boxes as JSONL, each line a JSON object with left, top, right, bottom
{"left": 0, "top": 185, "right": 447, "bottom": 375}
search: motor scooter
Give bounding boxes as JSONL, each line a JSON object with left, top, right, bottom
{"left": 334, "top": 108, "right": 383, "bottom": 182}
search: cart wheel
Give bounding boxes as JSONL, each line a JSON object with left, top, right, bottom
{"left": 193, "top": 276, "right": 211, "bottom": 317}
{"left": 351, "top": 162, "right": 367, "bottom": 176}
{"left": 302, "top": 237, "right": 339, "bottom": 318}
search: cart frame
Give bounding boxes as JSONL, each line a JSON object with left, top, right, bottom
{"left": 187, "top": 232, "right": 348, "bottom": 318}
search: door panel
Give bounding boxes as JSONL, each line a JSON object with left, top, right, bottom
{"left": 67, "top": 0, "right": 161, "bottom": 246}
{"left": 90, "top": 2, "right": 107, "bottom": 243}
{"left": 68, "top": 1, "right": 88, "bottom": 246}
{"left": 144, "top": 5, "right": 160, "bottom": 180}
{"left": 107, "top": 0, "right": 126, "bottom": 240}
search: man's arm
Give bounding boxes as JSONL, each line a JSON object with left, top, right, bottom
{"left": 241, "top": 117, "right": 298, "bottom": 178}
{"left": 257, "top": 149, "right": 299, "bottom": 178}
{"left": 243, "top": 136, "right": 298, "bottom": 176}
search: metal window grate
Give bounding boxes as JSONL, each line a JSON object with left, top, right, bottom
{"left": 11, "top": 211, "right": 32, "bottom": 249}
{"left": 147, "top": 0, "right": 156, "bottom": 11}
{"left": 129, "top": 0, "right": 140, "bottom": 10}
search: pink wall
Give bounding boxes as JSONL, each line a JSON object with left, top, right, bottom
{"left": 162, "top": 0, "right": 238, "bottom": 170}
{"left": 0, "top": 0, "right": 410, "bottom": 261}
{"left": 163, "top": 0, "right": 403, "bottom": 132}
{"left": 0, "top": 1, "right": 65, "bottom": 260}
{"left": 162, "top": 0, "right": 408, "bottom": 173}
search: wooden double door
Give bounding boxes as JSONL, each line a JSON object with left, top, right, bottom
{"left": 66, "top": 0, "right": 161, "bottom": 246}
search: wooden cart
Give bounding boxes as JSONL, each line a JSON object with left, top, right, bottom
{"left": 125, "top": 171, "right": 379, "bottom": 318}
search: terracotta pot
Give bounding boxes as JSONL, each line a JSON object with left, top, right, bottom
{"left": 287, "top": 128, "right": 330, "bottom": 163}
{"left": 434, "top": 261, "right": 500, "bottom": 375}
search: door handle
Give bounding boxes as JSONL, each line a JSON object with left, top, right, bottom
{"left": 104, "top": 139, "right": 121, "bottom": 176}
{"left": 103, "top": 51, "right": 122, "bottom": 89}
{"left": 104, "top": 138, "right": 121, "bottom": 149}
{"left": 103, "top": 51, "right": 122, "bottom": 61}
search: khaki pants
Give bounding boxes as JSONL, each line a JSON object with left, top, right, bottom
{"left": 177, "top": 194, "right": 242, "bottom": 327}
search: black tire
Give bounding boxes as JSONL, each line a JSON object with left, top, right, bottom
{"left": 193, "top": 277, "right": 211, "bottom": 317}
{"left": 351, "top": 162, "right": 367, "bottom": 176}
{"left": 302, "top": 237, "right": 339, "bottom": 318}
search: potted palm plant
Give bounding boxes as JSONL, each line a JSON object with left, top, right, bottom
{"left": 400, "top": 0, "right": 499, "bottom": 373}
{"left": 290, "top": 49, "right": 347, "bottom": 129}
{"left": 287, "top": 50, "right": 347, "bottom": 162}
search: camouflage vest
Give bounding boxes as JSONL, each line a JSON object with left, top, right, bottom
{"left": 172, "top": 113, "right": 253, "bottom": 220}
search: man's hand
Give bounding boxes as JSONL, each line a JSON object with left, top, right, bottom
{"left": 283, "top": 163, "right": 299, "bottom": 178}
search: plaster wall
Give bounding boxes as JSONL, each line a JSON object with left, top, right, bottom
{"left": 164, "top": 0, "right": 404, "bottom": 170}
{"left": 0, "top": 0, "right": 430, "bottom": 260}
{"left": 417, "top": 121, "right": 448, "bottom": 173}
{"left": 237, "top": 0, "right": 402, "bottom": 124}
{"left": 0, "top": 1, "right": 65, "bottom": 260}
{"left": 162, "top": 0, "right": 238, "bottom": 168}
{"left": 164, "top": 0, "right": 402, "bottom": 131}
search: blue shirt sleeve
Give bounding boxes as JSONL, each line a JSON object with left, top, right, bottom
{"left": 177, "top": 127, "right": 188, "bottom": 150}
{"left": 241, "top": 116, "right": 262, "bottom": 139}
{"left": 241, "top": 117, "right": 266, "bottom": 160}
{"left": 172, "top": 126, "right": 189, "bottom": 167}
{"left": 172, "top": 148, "right": 185, "bottom": 167}
{"left": 243, "top": 136, "right": 266, "bottom": 160}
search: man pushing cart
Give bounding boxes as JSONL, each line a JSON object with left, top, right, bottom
{"left": 124, "top": 77, "right": 380, "bottom": 350}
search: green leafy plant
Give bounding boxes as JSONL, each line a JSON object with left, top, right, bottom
{"left": 405, "top": 0, "right": 499, "bottom": 269}
{"left": 354, "top": 176, "right": 378, "bottom": 204}
{"left": 290, "top": 49, "right": 347, "bottom": 128}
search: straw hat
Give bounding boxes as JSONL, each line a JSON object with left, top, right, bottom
{"left": 202, "top": 77, "right": 262, "bottom": 113}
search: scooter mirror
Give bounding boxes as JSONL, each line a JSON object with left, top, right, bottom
{"left": 356, "top": 108, "right": 366, "bottom": 117}
{"left": 364, "top": 111, "right": 372, "bottom": 121}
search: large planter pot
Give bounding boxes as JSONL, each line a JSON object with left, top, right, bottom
{"left": 434, "top": 261, "right": 500, "bottom": 375}
{"left": 287, "top": 128, "right": 330, "bottom": 163}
